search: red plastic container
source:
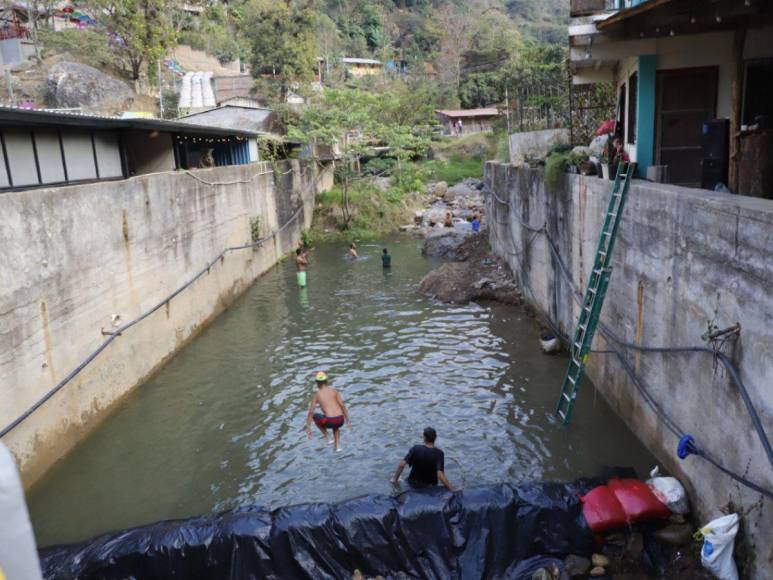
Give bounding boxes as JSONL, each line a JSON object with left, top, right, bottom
{"left": 580, "top": 485, "right": 627, "bottom": 532}
{"left": 608, "top": 478, "right": 671, "bottom": 522}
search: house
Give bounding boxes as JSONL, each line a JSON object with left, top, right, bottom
{"left": 0, "top": 107, "right": 264, "bottom": 192}
{"left": 342, "top": 58, "right": 383, "bottom": 78}
{"left": 570, "top": 0, "right": 773, "bottom": 196}
{"left": 435, "top": 108, "right": 501, "bottom": 135}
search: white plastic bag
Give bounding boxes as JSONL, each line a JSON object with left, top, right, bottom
{"left": 647, "top": 476, "right": 689, "bottom": 514}
{"left": 699, "top": 513, "right": 739, "bottom": 580}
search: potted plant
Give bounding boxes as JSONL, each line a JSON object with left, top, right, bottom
{"left": 600, "top": 136, "right": 617, "bottom": 180}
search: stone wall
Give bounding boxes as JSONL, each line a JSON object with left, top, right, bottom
{"left": 0, "top": 161, "right": 317, "bottom": 486}
{"left": 485, "top": 162, "right": 772, "bottom": 579}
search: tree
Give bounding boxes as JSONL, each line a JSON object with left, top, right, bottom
{"left": 243, "top": 0, "right": 318, "bottom": 102}
{"left": 90, "top": 0, "right": 176, "bottom": 81}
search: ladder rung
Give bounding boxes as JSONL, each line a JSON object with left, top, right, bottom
{"left": 563, "top": 393, "right": 572, "bottom": 402}
{"left": 608, "top": 212, "right": 617, "bottom": 218}
{"left": 612, "top": 193, "right": 622, "bottom": 197}
{"left": 574, "top": 342, "right": 582, "bottom": 350}
{"left": 588, "top": 287, "right": 597, "bottom": 294}
{"left": 558, "top": 409, "right": 567, "bottom": 420}
{"left": 602, "top": 232, "right": 612, "bottom": 237}
{"left": 568, "top": 376, "right": 576, "bottom": 385}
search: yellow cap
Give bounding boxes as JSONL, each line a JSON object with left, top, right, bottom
{"left": 315, "top": 371, "right": 328, "bottom": 383}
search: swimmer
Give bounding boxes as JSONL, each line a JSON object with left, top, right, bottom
{"left": 305, "top": 372, "right": 351, "bottom": 452}
{"left": 381, "top": 248, "right": 391, "bottom": 268}
{"left": 295, "top": 248, "right": 308, "bottom": 287}
{"left": 391, "top": 427, "right": 455, "bottom": 491}
{"left": 347, "top": 243, "right": 359, "bottom": 259}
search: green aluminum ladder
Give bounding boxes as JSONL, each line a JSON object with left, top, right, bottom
{"left": 555, "top": 162, "right": 634, "bottom": 424}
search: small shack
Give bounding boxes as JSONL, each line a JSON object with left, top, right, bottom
{"left": 435, "top": 108, "right": 501, "bottom": 136}
{"left": 177, "top": 103, "right": 275, "bottom": 134}
{"left": 0, "top": 108, "right": 263, "bottom": 192}
{"left": 342, "top": 58, "right": 383, "bottom": 78}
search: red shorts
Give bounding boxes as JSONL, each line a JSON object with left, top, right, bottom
{"left": 313, "top": 413, "right": 344, "bottom": 429}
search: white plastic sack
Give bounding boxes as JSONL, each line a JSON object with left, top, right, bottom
{"left": 700, "top": 513, "right": 739, "bottom": 580}
{"left": 647, "top": 476, "right": 689, "bottom": 514}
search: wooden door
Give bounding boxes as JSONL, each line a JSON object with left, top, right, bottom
{"left": 655, "top": 67, "right": 718, "bottom": 186}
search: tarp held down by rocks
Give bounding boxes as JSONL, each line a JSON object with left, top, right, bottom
{"left": 39, "top": 481, "right": 598, "bottom": 580}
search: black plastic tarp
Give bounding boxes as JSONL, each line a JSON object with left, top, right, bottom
{"left": 39, "top": 481, "right": 597, "bottom": 580}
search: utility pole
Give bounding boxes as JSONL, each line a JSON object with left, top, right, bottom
{"left": 158, "top": 59, "right": 164, "bottom": 118}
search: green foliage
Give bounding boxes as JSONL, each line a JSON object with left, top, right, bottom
{"left": 243, "top": 0, "right": 318, "bottom": 99}
{"left": 249, "top": 216, "right": 262, "bottom": 242}
{"left": 161, "top": 89, "right": 179, "bottom": 119}
{"left": 544, "top": 150, "right": 589, "bottom": 190}
{"left": 88, "top": 0, "right": 176, "bottom": 81}
{"left": 177, "top": 6, "right": 244, "bottom": 65}
{"left": 39, "top": 29, "right": 121, "bottom": 72}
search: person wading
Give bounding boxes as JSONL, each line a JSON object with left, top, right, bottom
{"left": 381, "top": 247, "right": 391, "bottom": 269}
{"left": 295, "top": 248, "right": 308, "bottom": 288}
{"left": 305, "top": 372, "right": 351, "bottom": 452}
{"left": 391, "top": 427, "right": 455, "bottom": 491}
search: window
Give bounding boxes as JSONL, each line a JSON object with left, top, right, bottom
{"left": 628, "top": 72, "right": 638, "bottom": 144}
{"left": 617, "top": 83, "right": 626, "bottom": 140}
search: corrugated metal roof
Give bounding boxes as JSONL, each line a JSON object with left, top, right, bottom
{"left": 435, "top": 108, "right": 500, "bottom": 118}
{"left": 0, "top": 106, "right": 262, "bottom": 137}
{"left": 342, "top": 57, "right": 383, "bottom": 65}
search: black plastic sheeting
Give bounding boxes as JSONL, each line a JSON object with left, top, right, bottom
{"left": 39, "top": 481, "right": 599, "bottom": 580}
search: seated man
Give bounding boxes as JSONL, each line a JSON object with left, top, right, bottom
{"left": 391, "top": 427, "right": 455, "bottom": 491}
{"left": 305, "top": 372, "right": 351, "bottom": 452}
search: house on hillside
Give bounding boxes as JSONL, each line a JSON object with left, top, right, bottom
{"left": 569, "top": 0, "right": 773, "bottom": 197}
{"left": 0, "top": 108, "right": 264, "bottom": 191}
{"left": 342, "top": 58, "right": 383, "bottom": 78}
{"left": 435, "top": 108, "right": 501, "bottom": 135}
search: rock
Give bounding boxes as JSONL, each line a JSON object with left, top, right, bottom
{"left": 422, "top": 229, "right": 473, "bottom": 260}
{"left": 625, "top": 531, "right": 644, "bottom": 560}
{"left": 352, "top": 569, "right": 364, "bottom": 580}
{"left": 448, "top": 181, "right": 476, "bottom": 198}
{"left": 443, "top": 189, "right": 456, "bottom": 203}
{"left": 564, "top": 554, "right": 591, "bottom": 577}
{"left": 669, "top": 514, "right": 686, "bottom": 524}
{"left": 589, "top": 566, "right": 606, "bottom": 577}
{"left": 591, "top": 554, "right": 610, "bottom": 567}
{"left": 653, "top": 523, "right": 693, "bottom": 545}
{"left": 47, "top": 62, "right": 133, "bottom": 112}
{"left": 532, "top": 568, "right": 552, "bottom": 580}
{"left": 433, "top": 181, "right": 448, "bottom": 198}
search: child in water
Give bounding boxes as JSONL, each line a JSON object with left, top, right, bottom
{"left": 382, "top": 248, "right": 391, "bottom": 268}
{"left": 347, "top": 243, "right": 358, "bottom": 259}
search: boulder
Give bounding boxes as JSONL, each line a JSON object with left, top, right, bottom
{"left": 564, "top": 555, "right": 590, "bottom": 578}
{"left": 591, "top": 554, "right": 610, "bottom": 567}
{"left": 443, "top": 188, "right": 456, "bottom": 203}
{"left": 510, "top": 128, "right": 570, "bottom": 166}
{"left": 589, "top": 566, "right": 606, "bottom": 577}
{"left": 422, "top": 229, "right": 472, "bottom": 260}
{"left": 47, "top": 63, "right": 133, "bottom": 112}
{"left": 432, "top": 181, "right": 448, "bottom": 198}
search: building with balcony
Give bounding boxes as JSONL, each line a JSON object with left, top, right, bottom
{"left": 569, "top": 0, "right": 773, "bottom": 197}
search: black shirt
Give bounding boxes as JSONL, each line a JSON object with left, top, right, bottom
{"left": 382, "top": 253, "right": 391, "bottom": 268}
{"left": 405, "top": 445, "right": 444, "bottom": 487}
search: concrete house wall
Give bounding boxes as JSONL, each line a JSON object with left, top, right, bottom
{"left": 485, "top": 162, "right": 773, "bottom": 579}
{"left": 0, "top": 161, "right": 317, "bottom": 487}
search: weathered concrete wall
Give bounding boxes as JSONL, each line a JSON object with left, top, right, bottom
{"left": 0, "top": 161, "right": 317, "bottom": 486}
{"left": 485, "top": 162, "right": 773, "bottom": 579}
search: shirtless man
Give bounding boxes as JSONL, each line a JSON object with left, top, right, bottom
{"left": 305, "top": 372, "right": 351, "bottom": 452}
{"left": 295, "top": 248, "right": 308, "bottom": 288}
{"left": 347, "top": 243, "right": 358, "bottom": 259}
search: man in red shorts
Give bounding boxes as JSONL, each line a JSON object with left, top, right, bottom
{"left": 305, "top": 372, "right": 351, "bottom": 452}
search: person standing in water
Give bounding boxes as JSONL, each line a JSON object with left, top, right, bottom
{"left": 295, "top": 248, "right": 308, "bottom": 287}
{"left": 471, "top": 214, "right": 481, "bottom": 233}
{"left": 347, "top": 243, "right": 358, "bottom": 259}
{"left": 306, "top": 372, "right": 351, "bottom": 452}
{"left": 381, "top": 248, "right": 391, "bottom": 268}
{"left": 391, "top": 427, "right": 455, "bottom": 491}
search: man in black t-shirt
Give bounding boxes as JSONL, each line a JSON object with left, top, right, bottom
{"left": 391, "top": 427, "right": 455, "bottom": 491}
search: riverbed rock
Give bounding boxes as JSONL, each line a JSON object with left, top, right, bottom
{"left": 422, "top": 228, "right": 473, "bottom": 260}
{"left": 433, "top": 181, "right": 448, "bottom": 198}
{"left": 47, "top": 62, "right": 134, "bottom": 112}
{"left": 564, "top": 554, "right": 591, "bottom": 577}
{"left": 589, "top": 566, "right": 606, "bottom": 577}
{"left": 625, "top": 532, "right": 644, "bottom": 560}
{"left": 592, "top": 554, "right": 610, "bottom": 567}
{"left": 443, "top": 188, "right": 456, "bottom": 203}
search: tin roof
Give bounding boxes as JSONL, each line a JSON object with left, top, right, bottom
{"left": 0, "top": 106, "right": 262, "bottom": 137}
{"left": 435, "top": 108, "right": 500, "bottom": 118}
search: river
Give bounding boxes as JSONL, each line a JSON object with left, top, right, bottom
{"left": 27, "top": 237, "right": 656, "bottom": 547}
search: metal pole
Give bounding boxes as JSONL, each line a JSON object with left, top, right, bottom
{"left": 158, "top": 59, "right": 164, "bottom": 118}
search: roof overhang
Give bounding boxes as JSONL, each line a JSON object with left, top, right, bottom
{"left": 597, "top": 0, "right": 772, "bottom": 39}
{"left": 0, "top": 107, "right": 261, "bottom": 138}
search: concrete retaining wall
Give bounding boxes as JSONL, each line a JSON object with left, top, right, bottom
{"left": 485, "top": 162, "right": 772, "bottom": 579}
{"left": 0, "top": 161, "right": 317, "bottom": 487}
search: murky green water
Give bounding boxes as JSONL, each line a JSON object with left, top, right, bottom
{"left": 27, "top": 237, "right": 655, "bottom": 547}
